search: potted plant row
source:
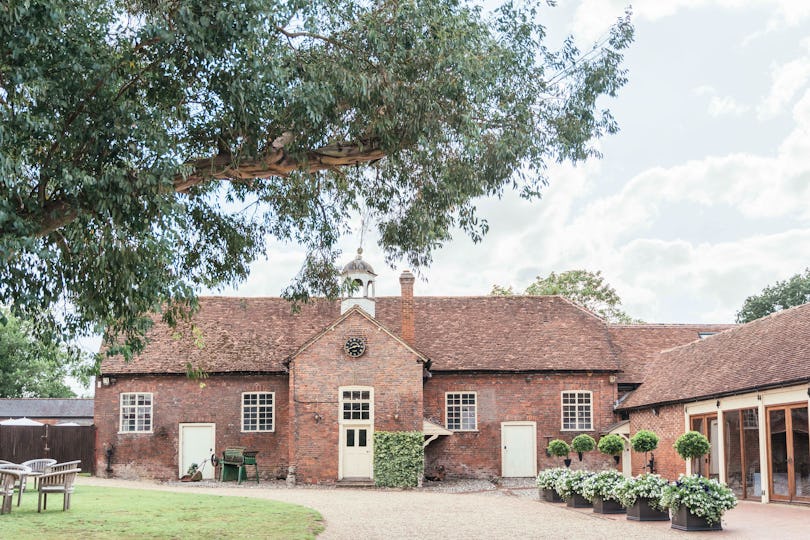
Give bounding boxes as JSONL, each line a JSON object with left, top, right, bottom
{"left": 537, "top": 429, "right": 737, "bottom": 532}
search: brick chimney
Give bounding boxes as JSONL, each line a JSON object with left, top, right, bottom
{"left": 399, "top": 270, "right": 415, "bottom": 345}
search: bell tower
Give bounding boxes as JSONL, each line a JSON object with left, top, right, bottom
{"left": 340, "top": 248, "right": 377, "bottom": 317}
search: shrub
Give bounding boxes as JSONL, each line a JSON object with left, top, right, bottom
{"left": 536, "top": 468, "right": 570, "bottom": 490}
{"left": 554, "top": 469, "right": 594, "bottom": 499}
{"left": 547, "top": 439, "right": 571, "bottom": 458}
{"left": 614, "top": 473, "right": 670, "bottom": 510}
{"left": 373, "top": 431, "right": 424, "bottom": 488}
{"left": 597, "top": 434, "right": 625, "bottom": 456}
{"left": 581, "top": 469, "right": 625, "bottom": 502}
{"left": 674, "top": 431, "right": 711, "bottom": 460}
{"left": 630, "top": 430, "right": 659, "bottom": 453}
{"left": 660, "top": 474, "right": 737, "bottom": 525}
{"left": 571, "top": 434, "right": 596, "bottom": 453}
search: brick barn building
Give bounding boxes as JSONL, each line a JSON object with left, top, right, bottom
{"left": 94, "top": 251, "right": 728, "bottom": 484}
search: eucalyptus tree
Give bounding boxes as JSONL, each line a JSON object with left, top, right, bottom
{"left": 1, "top": 1, "right": 634, "bottom": 357}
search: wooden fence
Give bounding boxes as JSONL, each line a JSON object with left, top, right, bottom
{"left": 0, "top": 425, "right": 96, "bottom": 474}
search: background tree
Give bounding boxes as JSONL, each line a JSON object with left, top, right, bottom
{"left": 490, "top": 269, "right": 641, "bottom": 323}
{"left": 1, "top": 1, "right": 633, "bottom": 357}
{"left": 736, "top": 269, "right": 810, "bottom": 323}
{"left": 0, "top": 310, "right": 90, "bottom": 397}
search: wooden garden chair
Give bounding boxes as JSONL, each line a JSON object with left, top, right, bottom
{"left": 21, "top": 459, "right": 57, "bottom": 490}
{"left": 46, "top": 460, "right": 82, "bottom": 473}
{"left": 0, "top": 469, "right": 21, "bottom": 514}
{"left": 0, "top": 463, "right": 31, "bottom": 507}
{"left": 37, "top": 467, "right": 81, "bottom": 512}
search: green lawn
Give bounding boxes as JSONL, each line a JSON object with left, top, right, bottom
{"left": 0, "top": 485, "right": 324, "bottom": 539}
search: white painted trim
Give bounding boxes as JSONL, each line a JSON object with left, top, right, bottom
{"left": 560, "top": 390, "right": 594, "bottom": 431}
{"left": 118, "top": 392, "right": 153, "bottom": 434}
{"left": 338, "top": 386, "right": 375, "bottom": 480}
{"left": 445, "top": 391, "right": 478, "bottom": 431}
{"left": 178, "top": 422, "right": 216, "bottom": 479}
{"left": 683, "top": 382, "right": 810, "bottom": 504}
{"left": 501, "top": 421, "right": 537, "bottom": 477}
{"left": 240, "top": 391, "right": 276, "bottom": 433}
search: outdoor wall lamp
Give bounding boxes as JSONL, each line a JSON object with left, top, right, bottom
{"left": 313, "top": 412, "right": 322, "bottom": 423}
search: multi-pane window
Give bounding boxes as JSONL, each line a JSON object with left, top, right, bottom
{"left": 242, "top": 392, "right": 274, "bottom": 432}
{"left": 342, "top": 390, "right": 371, "bottom": 420}
{"left": 562, "top": 391, "right": 593, "bottom": 430}
{"left": 120, "top": 392, "right": 152, "bottom": 433}
{"left": 446, "top": 392, "right": 477, "bottom": 431}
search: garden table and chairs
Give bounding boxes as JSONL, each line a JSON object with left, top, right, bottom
{"left": 0, "top": 459, "right": 79, "bottom": 513}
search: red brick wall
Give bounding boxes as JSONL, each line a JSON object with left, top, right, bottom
{"left": 289, "top": 311, "right": 424, "bottom": 483}
{"left": 423, "top": 372, "right": 619, "bottom": 478}
{"left": 94, "top": 374, "right": 289, "bottom": 480}
{"left": 628, "top": 404, "right": 687, "bottom": 479}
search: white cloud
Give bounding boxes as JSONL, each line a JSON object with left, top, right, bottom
{"left": 757, "top": 54, "right": 810, "bottom": 119}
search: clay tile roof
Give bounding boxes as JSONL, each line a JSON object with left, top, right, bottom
{"left": 608, "top": 324, "right": 734, "bottom": 384}
{"left": 618, "top": 303, "right": 810, "bottom": 410}
{"left": 101, "top": 295, "right": 620, "bottom": 374}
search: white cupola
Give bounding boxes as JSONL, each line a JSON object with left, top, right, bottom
{"left": 340, "top": 248, "right": 377, "bottom": 316}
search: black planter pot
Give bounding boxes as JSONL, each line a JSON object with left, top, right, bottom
{"left": 566, "top": 493, "right": 592, "bottom": 508}
{"left": 577, "top": 452, "right": 584, "bottom": 461}
{"left": 626, "top": 497, "right": 670, "bottom": 521}
{"left": 540, "top": 488, "right": 564, "bottom": 503}
{"left": 613, "top": 455, "right": 620, "bottom": 465}
{"left": 670, "top": 505, "right": 722, "bottom": 531}
{"left": 563, "top": 458, "right": 572, "bottom": 468}
{"left": 592, "top": 496, "right": 626, "bottom": 514}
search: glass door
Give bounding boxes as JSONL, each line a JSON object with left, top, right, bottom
{"left": 767, "top": 404, "right": 810, "bottom": 502}
{"left": 690, "top": 413, "right": 719, "bottom": 479}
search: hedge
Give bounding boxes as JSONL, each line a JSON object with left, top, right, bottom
{"left": 373, "top": 431, "right": 424, "bottom": 488}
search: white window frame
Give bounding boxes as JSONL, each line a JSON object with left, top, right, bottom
{"left": 339, "top": 386, "right": 374, "bottom": 424}
{"left": 445, "top": 391, "right": 478, "bottom": 431}
{"left": 119, "top": 392, "right": 153, "bottom": 433}
{"left": 561, "top": 390, "right": 593, "bottom": 431}
{"left": 241, "top": 391, "right": 275, "bottom": 432}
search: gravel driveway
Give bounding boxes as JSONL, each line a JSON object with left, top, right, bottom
{"left": 76, "top": 476, "right": 783, "bottom": 539}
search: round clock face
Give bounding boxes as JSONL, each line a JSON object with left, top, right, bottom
{"left": 344, "top": 336, "right": 367, "bottom": 358}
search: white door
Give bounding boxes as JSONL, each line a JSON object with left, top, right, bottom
{"left": 501, "top": 422, "right": 537, "bottom": 477}
{"left": 341, "top": 425, "right": 373, "bottom": 479}
{"left": 179, "top": 423, "right": 216, "bottom": 479}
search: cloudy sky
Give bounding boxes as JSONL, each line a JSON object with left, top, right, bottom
{"left": 215, "top": 0, "right": 810, "bottom": 324}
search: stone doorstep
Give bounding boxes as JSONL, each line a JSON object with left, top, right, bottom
{"left": 335, "top": 478, "right": 376, "bottom": 488}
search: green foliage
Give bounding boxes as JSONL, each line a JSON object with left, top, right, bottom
{"left": 597, "top": 434, "right": 625, "bottom": 456}
{"left": 630, "top": 430, "right": 659, "bottom": 453}
{"left": 0, "top": 309, "right": 90, "bottom": 397}
{"left": 614, "top": 473, "right": 669, "bottom": 510}
{"left": 674, "top": 431, "right": 711, "bottom": 460}
{"left": 0, "top": 1, "right": 634, "bottom": 356}
{"left": 581, "top": 469, "right": 625, "bottom": 502}
{"left": 736, "top": 268, "right": 810, "bottom": 323}
{"left": 373, "top": 431, "right": 424, "bottom": 488}
{"left": 491, "top": 270, "right": 641, "bottom": 323}
{"left": 553, "top": 469, "right": 594, "bottom": 499}
{"left": 547, "top": 439, "right": 571, "bottom": 458}
{"left": 536, "top": 467, "right": 570, "bottom": 490}
{"left": 660, "top": 474, "right": 737, "bottom": 525}
{"left": 571, "top": 433, "right": 596, "bottom": 453}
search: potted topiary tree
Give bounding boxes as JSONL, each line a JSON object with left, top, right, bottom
{"left": 597, "top": 434, "right": 625, "bottom": 465}
{"left": 614, "top": 473, "right": 671, "bottom": 521}
{"left": 581, "top": 469, "right": 626, "bottom": 514}
{"left": 554, "top": 469, "right": 594, "bottom": 508}
{"left": 547, "top": 439, "right": 572, "bottom": 467}
{"left": 571, "top": 434, "right": 596, "bottom": 461}
{"left": 536, "top": 467, "right": 568, "bottom": 503}
{"left": 661, "top": 431, "right": 737, "bottom": 531}
{"left": 630, "top": 430, "right": 659, "bottom": 473}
